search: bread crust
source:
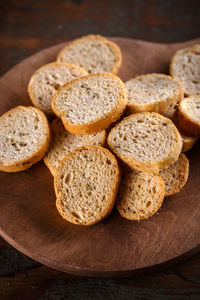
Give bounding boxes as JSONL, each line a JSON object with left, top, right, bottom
{"left": 54, "top": 145, "right": 120, "bottom": 225}
{"left": 160, "top": 153, "right": 189, "bottom": 197}
{"left": 57, "top": 34, "right": 122, "bottom": 75}
{"left": 176, "top": 96, "right": 200, "bottom": 137}
{"left": 181, "top": 134, "right": 197, "bottom": 152}
{"left": 44, "top": 119, "right": 107, "bottom": 176}
{"left": 51, "top": 73, "right": 127, "bottom": 135}
{"left": 28, "top": 62, "right": 87, "bottom": 116}
{"left": 125, "top": 74, "right": 184, "bottom": 115}
{"left": 117, "top": 169, "right": 165, "bottom": 221}
{"left": 0, "top": 106, "right": 51, "bottom": 172}
{"left": 107, "top": 112, "right": 183, "bottom": 173}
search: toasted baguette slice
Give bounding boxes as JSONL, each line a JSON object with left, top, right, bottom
{"left": 176, "top": 95, "right": 200, "bottom": 137}
{"left": 0, "top": 106, "right": 50, "bottom": 172}
{"left": 170, "top": 44, "right": 200, "bottom": 96}
{"left": 117, "top": 168, "right": 164, "bottom": 221}
{"left": 160, "top": 153, "right": 189, "bottom": 197}
{"left": 52, "top": 73, "right": 127, "bottom": 135}
{"left": 28, "top": 62, "right": 87, "bottom": 115}
{"left": 54, "top": 146, "right": 120, "bottom": 225}
{"left": 44, "top": 118, "right": 106, "bottom": 176}
{"left": 57, "top": 34, "right": 121, "bottom": 74}
{"left": 181, "top": 132, "right": 197, "bottom": 152}
{"left": 107, "top": 112, "right": 183, "bottom": 173}
{"left": 125, "top": 74, "right": 184, "bottom": 115}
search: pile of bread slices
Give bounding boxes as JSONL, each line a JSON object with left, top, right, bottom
{"left": 0, "top": 35, "right": 199, "bottom": 225}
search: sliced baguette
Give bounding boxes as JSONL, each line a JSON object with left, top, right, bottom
{"left": 107, "top": 112, "right": 183, "bottom": 173}
{"left": 117, "top": 168, "right": 164, "bottom": 221}
{"left": 51, "top": 73, "right": 127, "bottom": 135}
{"left": 57, "top": 34, "right": 122, "bottom": 74}
{"left": 176, "top": 95, "right": 200, "bottom": 137}
{"left": 28, "top": 62, "right": 87, "bottom": 115}
{"left": 160, "top": 153, "right": 189, "bottom": 197}
{"left": 44, "top": 118, "right": 106, "bottom": 176}
{"left": 125, "top": 73, "right": 184, "bottom": 115}
{"left": 54, "top": 145, "right": 120, "bottom": 225}
{"left": 0, "top": 106, "right": 50, "bottom": 172}
{"left": 181, "top": 132, "right": 197, "bottom": 152}
{"left": 170, "top": 44, "right": 200, "bottom": 96}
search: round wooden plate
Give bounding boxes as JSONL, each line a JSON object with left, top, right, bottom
{"left": 0, "top": 37, "right": 200, "bottom": 278}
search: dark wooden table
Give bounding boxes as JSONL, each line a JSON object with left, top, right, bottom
{"left": 1, "top": 0, "right": 200, "bottom": 299}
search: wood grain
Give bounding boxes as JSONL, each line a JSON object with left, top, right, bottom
{"left": 0, "top": 37, "right": 200, "bottom": 277}
{"left": 1, "top": 0, "right": 200, "bottom": 77}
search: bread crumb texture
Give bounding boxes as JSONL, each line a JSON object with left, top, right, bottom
{"left": 57, "top": 34, "right": 121, "bottom": 74}
{"left": 125, "top": 73, "right": 183, "bottom": 115}
{"left": 55, "top": 146, "right": 120, "bottom": 225}
{"left": 176, "top": 95, "right": 200, "bottom": 137}
{"left": 160, "top": 153, "right": 189, "bottom": 197}
{"left": 170, "top": 44, "right": 200, "bottom": 96}
{"left": 44, "top": 118, "right": 106, "bottom": 176}
{"left": 117, "top": 168, "right": 164, "bottom": 220}
{"left": 107, "top": 112, "right": 182, "bottom": 173}
{"left": 0, "top": 106, "right": 50, "bottom": 172}
{"left": 52, "top": 73, "right": 127, "bottom": 134}
{"left": 28, "top": 62, "right": 87, "bottom": 115}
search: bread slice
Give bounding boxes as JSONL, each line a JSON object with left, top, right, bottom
{"left": 125, "top": 73, "right": 184, "bottom": 115}
{"left": 44, "top": 118, "right": 106, "bottom": 176}
{"left": 107, "top": 112, "right": 183, "bottom": 173}
{"left": 54, "top": 145, "right": 120, "bottom": 225}
{"left": 160, "top": 153, "right": 189, "bottom": 197}
{"left": 170, "top": 44, "right": 200, "bottom": 96}
{"left": 28, "top": 62, "right": 87, "bottom": 115}
{"left": 176, "top": 95, "right": 200, "bottom": 137}
{"left": 0, "top": 106, "right": 50, "bottom": 172}
{"left": 57, "top": 34, "right": 121, "bottom": 74}
{"left": 117, "top": 168, "right": 164, "bottom": 221}
{"left": 51, "top": 73, "right": 127, "bottom": 135}
{"left": 181, "top": 132, "right": 197, "bottom": 152}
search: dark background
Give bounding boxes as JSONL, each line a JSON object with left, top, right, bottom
{"left": 1, "top": 0, "right": 200, "bottom": 77}
{"left": 1, "top": 0, "right": 200, "bottom": 299}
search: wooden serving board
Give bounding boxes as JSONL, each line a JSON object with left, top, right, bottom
{"left": 0, "top": 37, "right": 200, "bottom": 278}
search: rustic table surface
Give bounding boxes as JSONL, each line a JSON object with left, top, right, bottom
{"left": 1, "top": 0, "right": 200, "bottom": 299}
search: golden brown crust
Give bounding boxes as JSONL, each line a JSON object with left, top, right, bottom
{"left": 43, "top": 119, "right": 107, "bottom": 176}
{"left": 51, "top": 73, "right": 127, "bottom": 135}
{"left": 176, "top": 102, "right": 200, "bottom": 138}
{"left": 116, "top": 170, "right": 164, "bottom": 221}
{"left": 181, "top": 134, "right": 197, "bottom": 152}
{"left": 57, "top": 34, "right": 122, "bottom": 75}
{"left": 125, "top": 74, "right": 184, "bottom": 115}
{"left": 160, "top": 153, "right": 189, "bottom": 197}
{"left": 54, "top": 145, "right": 120, "bottom": 225}
{"left": 107, "top": 112, "right": 183, "bottom": 173}
{"left": 28, "top": 62, "right": 87, "bottom": 116}
{"left": 0, "top": 106, "right": 51, "bottom": 172}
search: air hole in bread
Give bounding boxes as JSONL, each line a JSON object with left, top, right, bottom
{"left": 106, "top": 159, "right": 111, "bottom": 165}
{"left": 64, "top": 174, "right": 70, "bottom": 184}
{"left": 19, "top": 142, "right": 27, "bottom": 147}
{"left": 146, "top": 201, "right": 151, "bottom": 208}
{"left": 71, "top": 211, "right": 81, "bottom": 220}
